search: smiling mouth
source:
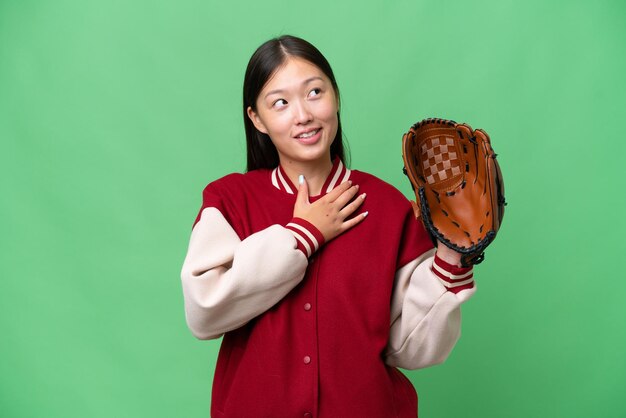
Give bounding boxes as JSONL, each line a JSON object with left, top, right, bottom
{"left": 296, "top": 128, "right": 320, "bottom": 139}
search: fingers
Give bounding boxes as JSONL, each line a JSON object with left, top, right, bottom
{"left": 339, "top": 192, "right": 366, "bottom": 218}
{"left": 293, "top": 177, "right": 369, "bottom": 243}
{"left": 324, "top": 180, "right": 353, "bottom": 202}
{"left": 339, "top": 209, "right": 369, "bottom": 233}
{"left": 295, "top": 174, "right": 310, "bottom": 207}
{"left": 410, "top": 200, "right": 420, "bottom": 219}
{"left": 323, "top": 180, "right": 366, "bottom": 225}
{"left": 333, "top": 183, "right": 360, "bottom": 208}
{"left": 336, "top": 188, "right": 367, "bottom": 236}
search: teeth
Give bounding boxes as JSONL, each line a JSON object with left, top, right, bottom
{"left": 298, "top": 129, "right": 319, "bottom": 138}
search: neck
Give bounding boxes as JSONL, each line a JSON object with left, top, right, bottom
{"left": 279, "top": 155, "right": 334, "bottom": 196}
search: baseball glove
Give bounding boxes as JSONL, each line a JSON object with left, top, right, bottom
{"left": 402, "top": 118, "right": 506, "bottom": 267}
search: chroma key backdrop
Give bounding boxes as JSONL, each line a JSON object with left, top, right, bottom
{"left": 1, "top": 0, "right": 624, "bottom": 417}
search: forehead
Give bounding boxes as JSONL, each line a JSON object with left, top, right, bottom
{"left": 262, "top": 57, "right": 329, "bottom": 94}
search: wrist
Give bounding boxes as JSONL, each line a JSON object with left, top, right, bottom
{"left": 431, "top": 253, "right": 475, "bottom": 294}
{"left": 435, "top": 242, "right": 463, "bottom": 267}
{"left": 285, "top": 217, "right": 325, "bottom": 258}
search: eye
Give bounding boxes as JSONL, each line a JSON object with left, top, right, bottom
{"left": 272, "top": 98, "right": 287, "bottom": 109}
{"left": 308, "top": 88, "right": 322, "bottom": 98}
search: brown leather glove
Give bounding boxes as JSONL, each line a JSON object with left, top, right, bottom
{"left": 402, "top": 118, "right": 506, "bottom": 267}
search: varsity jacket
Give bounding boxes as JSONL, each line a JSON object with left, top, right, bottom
{"left": 180, "top": 157, "right": 476, "bottom": 418}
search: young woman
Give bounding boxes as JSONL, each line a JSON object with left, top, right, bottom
{"left": 180, "top": 35, "right": 476, "bottom": 418}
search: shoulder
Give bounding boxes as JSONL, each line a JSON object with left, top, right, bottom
{"left": 193, "top": 170, "right": 272, "bottom": 227}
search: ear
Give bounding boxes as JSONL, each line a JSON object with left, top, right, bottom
{"left": 247, "top": 106, "right": 268, "bottom": 134}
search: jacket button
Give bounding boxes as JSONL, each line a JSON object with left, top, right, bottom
{"left": 303, "top": 303, "right": 312, "bottom": 311}
{"left": 303, "top": 356, "right": 311, "bottom": 364}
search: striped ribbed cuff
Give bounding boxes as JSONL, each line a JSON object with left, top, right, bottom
{"left": 285, "top": 218, "right": 325, "bottom": 258}
{"left": 431, "top": 254, "right": 475, "bottom": 294}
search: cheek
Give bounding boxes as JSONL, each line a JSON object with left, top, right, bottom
{"left": 262, "top": 113, "right": 291, "bottom": 136}
{"left": 323, "top": 105, "right": 339, "bottom": 128}
{"left": 321, "top": 111, "right": 339, "bottom": 141}
{"left": 317, "top": 99, "right": 339, "bottom": 122}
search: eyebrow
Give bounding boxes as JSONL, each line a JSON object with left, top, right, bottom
{"left": 264, "top": 76, "right": 324, "bottom": 99}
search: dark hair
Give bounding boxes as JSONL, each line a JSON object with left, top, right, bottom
{"left": 243, "top": 35, "right": 348, "bottom": 171}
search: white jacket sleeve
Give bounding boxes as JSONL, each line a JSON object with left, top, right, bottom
{"left": 180, "top": 207, "right": 322, "bottom": 340}
{"left": 384, "top": 248, "right": 476, "bottom": 370}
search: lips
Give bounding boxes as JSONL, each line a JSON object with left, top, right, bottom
{"left": 294, "top": 128, "right": 322, "bottom": 145}
{"left": 294, "top": 128, "right": 321, "bottom": 138}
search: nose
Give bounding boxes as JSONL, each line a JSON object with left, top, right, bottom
{"left": 292, "top": 100, "right": 313, "bottom": 124}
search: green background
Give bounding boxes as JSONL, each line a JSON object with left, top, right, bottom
{"left": 1, "top": 0, "right": 625, "bottom": 417}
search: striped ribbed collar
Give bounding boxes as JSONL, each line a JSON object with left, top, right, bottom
{"left": 270, "top": 157, "right": 352, "bottom": 196}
